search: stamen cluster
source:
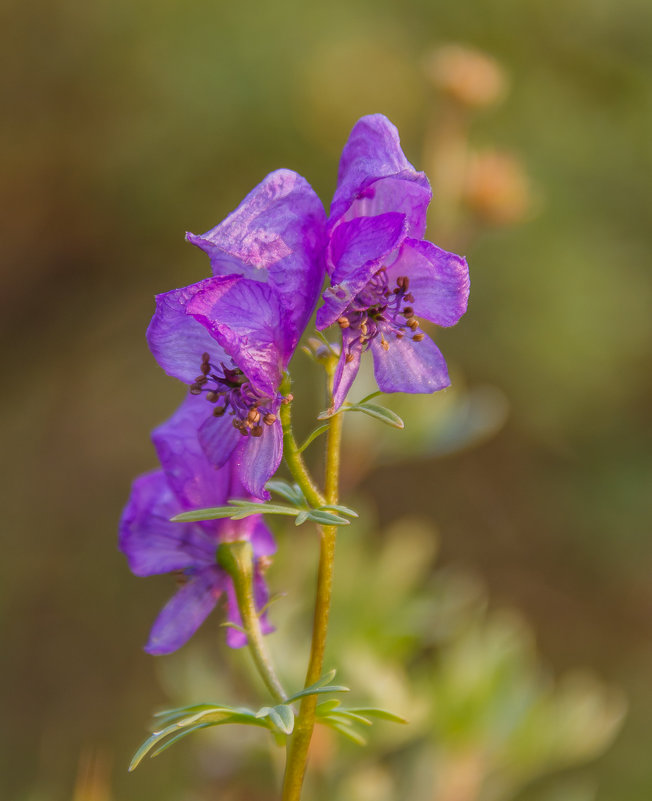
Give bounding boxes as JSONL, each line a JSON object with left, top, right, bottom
{"left": 337, "top": 273, "right": 424, "bottom": 363}
{"left": 190, "top": 353, "right": 278, "bottom": 438}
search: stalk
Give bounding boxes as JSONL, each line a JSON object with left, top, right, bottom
{"left": 218, "top": 541, "right": 286, "bottom": 704}
{"left": 281, "top": 365, "right": 343, "bottom": 801}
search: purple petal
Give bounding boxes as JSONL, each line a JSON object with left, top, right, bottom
{"left": 234, "top": 419, "right": 283, "bottom": 500}
{"left": 186, "top": 276, "right": 285, "bottom": 393}
{"left": 370, "top": 330, "right": 450, "bottom": 394}
{"left": 330, "top": 329, "right": 362, "bottom": 411}
{"left": 329, "top": 212, "right": 408, "bottom": 284}
{"left": 198, "top": 411, "right": 242, "bottom": 469}
{"left": 119, "top": 471, "right": 215, "bottom": 577}
{"left": 317, "top": 213, "right": 408, "bottom": 329}
{"left": 145, "top": 567, "right": 226, "bottom": 655}
{"left": 332, "top": 114, "right": 431, "bottom": 235}
{"left": 387, "top": 239, "right": 470, "bottom": 327}
{"left": 147, "top": 279, "right": 230, "bottom": 384}
{"left": 152, "top": 395, "right": 231, "bottom": 511}
{"left": 248, "top": 516, "right": 277, "bottom": 558}
{"left": 187, "top": 169, "right": 326, "bottom": 353}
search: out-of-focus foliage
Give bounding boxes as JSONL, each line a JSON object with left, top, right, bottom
{"left": 3, "top": 0, "right": 651, "bottom": 799}
{"left": 151, "top": 517, "right": 624, "bottom": 801}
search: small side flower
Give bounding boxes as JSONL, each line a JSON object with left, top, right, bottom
{"left": 119, "top": 397, "right": 275, "bottom": 654}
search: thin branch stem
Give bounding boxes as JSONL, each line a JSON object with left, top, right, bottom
{"left": 217, "top": 542, "right": 286, "bottom": 704}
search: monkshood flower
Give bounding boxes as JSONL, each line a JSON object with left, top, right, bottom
{"left": 147, "top": 170, "right": 326, "bottom": 498}
{"left": 316, "top": 114, "right": 470, "bottom": 410}
{"left": 119, "top": 397, "right": 276, "bottom": 654}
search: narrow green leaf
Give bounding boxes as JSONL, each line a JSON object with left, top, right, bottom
{"left": 286, "top": 682, "right": 349, "bottom": 703}
{"left": 172, "top": 502, "right": 300, "bottom": 523}
{"left": 357, "top": 390, "right": 384, "bottom": 404}
{"left": 345, "top": 707, "right": 408, "bottom": 724}
{"left": 220, "top": 621, "right": 247, "bottom": 635}
{"left": 330, "top": 710, "right": 373, "bottom": 727}
{"left": 347, "top": 402, "right": 405, "bottom": 429}
{"left": 307, "top": 509, "right": 350, "bottom": 526}
{"left": 315, "top": 699, "right": 342, "bottom": 714}
{"left": 148, "top": 722, "right": 213, "bottom": 760}
{"left": 297, "top": 423, "right": 330, "bottom": 454}
{"left": 319, "top": 504, "right": 359, "bottom": 518}
{"left": 295, "top": 510, "right": 310, "bottom": 526}
{"left": 264, "top": 480, "right": 306, "bottom": 506}
{"left": 323, "top": 720, "right": 368, "bottom": 746}
{"left": 272, "top": 704, "right": 295, "bottom": 735}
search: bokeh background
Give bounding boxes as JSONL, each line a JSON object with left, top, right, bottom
{"left": 2, "top": 0, "right": 651, "bottom": 799}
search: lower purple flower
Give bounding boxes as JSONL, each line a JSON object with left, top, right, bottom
{"left": 119, "top": 397, "right": 275, "bottom": 654}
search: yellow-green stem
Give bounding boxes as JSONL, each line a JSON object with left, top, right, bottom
{"left": 281, "top": 367, "right": 343, "bottom": 801}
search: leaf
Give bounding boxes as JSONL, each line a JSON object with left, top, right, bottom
{"left": 358, "top": 390, "right": 384, "bottom": 404}
{"left": 172, "top": 501, "right": 301, "bottom": 523}
{"left": 256, "top": 704, "right": 295, "bottom": 735}
{"left": 345, "top": 707, "right": 408, "bottom": 724}
{"left": 295, "top": 510, "right": 310, "bottom": 526}
{"left": 148, "top": 722, "right": 213, "bottom": 759}
{"left": 322, "top": 720, "right": 368, "bottom": 746}
{"left": 345, "top": 402, "right": 405, "bottom": 429}
{"left": 297, "top": 423, "right": 330, "bottom": 454}
{"left": 319, "top": 504, "right": 359, "bottom": 518}
{"left": 265, "top": 479, "right": 306, "bottom": 507}
{"left": 315, "top": 699, "right": 342, "bottom": 714}
{"left": 286, "top": 671, "right": 350, "bottom": 703}
{"left": 306, "top": 509, "right": 350, "bottom": 526}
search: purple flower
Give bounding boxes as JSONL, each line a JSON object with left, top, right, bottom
{"left": 316, "top": 114, "right": 470, "bottom": 410}
{"left": 147, "top": 170, "right": 326, "bottom": 498}
{"left": 119, "top": 397, "right": 276, "bottom": 654}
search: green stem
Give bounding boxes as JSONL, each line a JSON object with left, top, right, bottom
{"left": 279, "top": 373, "right": 325, "bottom": 509}
{"left": 281, "top": 366, "right": 343, "bottom": 801}
{"left": 217, "top": 541, "right": 286, "bottom": 704}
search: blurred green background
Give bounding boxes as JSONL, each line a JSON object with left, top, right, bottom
{"left": 2, "top": 0, "right": 651, "bottom": 799}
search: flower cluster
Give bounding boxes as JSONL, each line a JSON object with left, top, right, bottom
{"left": 121, "top": 114, "right": 469, "bottom": 654}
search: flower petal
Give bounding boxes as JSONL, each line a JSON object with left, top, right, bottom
{"left": 119, "top": 470, "right": 214, "bottom": 576}
{"left": 317, "top": 213, "right": 407, "bottom": 329}
{"left": 147, "top": 279, "right": 230, "bottom": 384}
{"left": 330, "top": 329, "right": 362, "bottom": 411}
{"left": 387, "top": 239, "right": 470, "bottom": 327}
{"left": 235, "top": 419, "right": 283, "bottom": 500}
{"left": 332, "top": 114, "right": 431, "bottom": 235}
{"left": 370, "top": 330, "right": 450, "bottom": 394}
{"left": 198, "top": 410, "right": 242, "bottom": 470}
{"left": 186, "top": 276, "right": 285, "bottom": 394}
{"left": 145, "top": 567, "right": 225, "bottom": 655}
{"left": 152, "top": 395, "right": 231, "bottom": 511}
{"left": 187, "top": 169, "right": 326, "bottom": 353}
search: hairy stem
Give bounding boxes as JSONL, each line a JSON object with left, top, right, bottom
{"left": 217, "top": 541, "right": 286, "bottom": 704}
{"left": 281, "top": 364, "right": 343, "bottom": 801}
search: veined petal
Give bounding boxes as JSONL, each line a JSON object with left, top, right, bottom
{"left": 387, "top": 239, "right": 470, "bottom": 327}
{"left": 316, "top": 213, "right": 408, "bottom": 329}
{"left": 234, "top": 419, "right": 283, "bottom": 500}
{"left": 187, "top": 169, "right": 327, "bottom": 353}
{"left": 332, "top": 114, "right": 431, "bottom": 232}
{"left": 187, "top": 276, "right": 285, "bottom": 394}
{"left": 152, "top": 395, "right": 231, "bottom": 511}
{"left": 147, "top": 279, "right": 230, "bottom": 384}
{"left": 329, "top": 212, "right": 407, "bottom": 284}
{"left": 330, "top": 329, "right": 362, "bottom": 411}
{"left": 119, "top": 471, "right": 214, "bottom": 577}
{"left": 198, "top": 411, "right": 242, "bottom": 469}
{"left": 145, "top": 567, "right": 225, "bottom": 655}
{"left": 370, "top": 330, "right": 450, "bottom": 394}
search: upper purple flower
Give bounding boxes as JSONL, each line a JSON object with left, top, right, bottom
{"left": 316, "top": 114, "right": 470, "bottom": 410}
{"left": 119, "top": 396, "right": 276, "bottom": 655}
{"left": 147, "top": 170, "right": 326, "bottom": 498}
